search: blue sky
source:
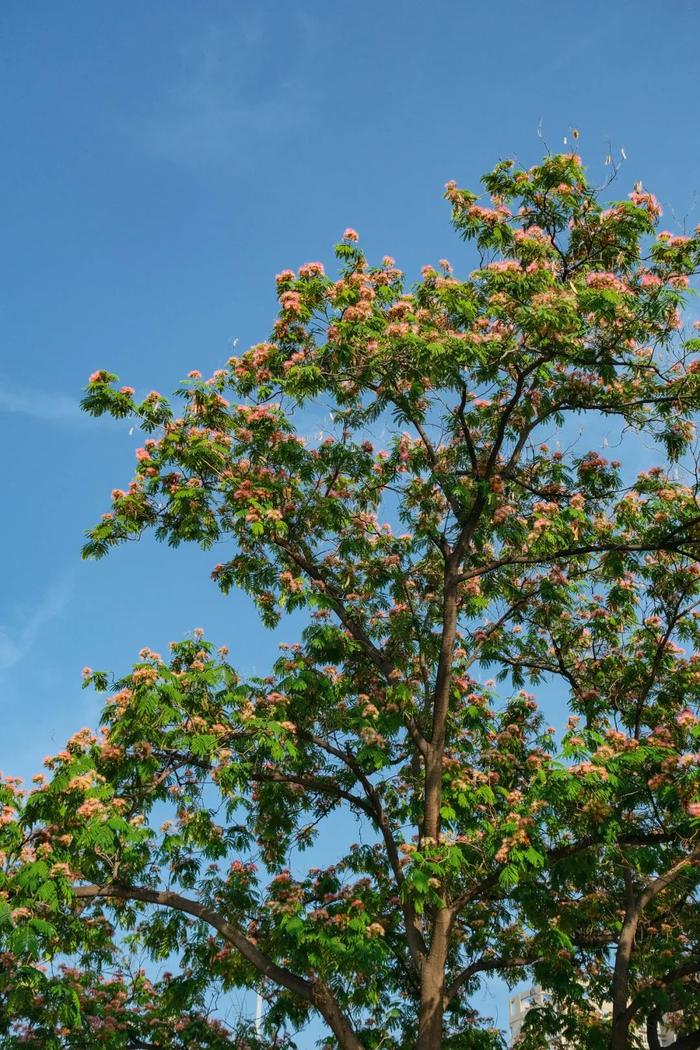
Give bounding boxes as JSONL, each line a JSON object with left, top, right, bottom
{"left": 2, "top": 0, "right": 700, "bottom": 1037}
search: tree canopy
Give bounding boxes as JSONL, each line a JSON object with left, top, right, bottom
{"left": 2, "top": 152, "right": 700, "bottom": 1049}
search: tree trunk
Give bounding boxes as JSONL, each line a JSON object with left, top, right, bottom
{"left": 416, "top": 909, "right": 451, "bottom": 1050}
{"left": 312, "top": 982, "right": 366, "bottom": 1050}
{"left": 610, "top": 868, "right": 640, "bottom": 1050}
{"left": 647, "top": 1015, "right": 662, "bottom": 1050}
{"left": 416, "top": 962, "right": 444, "bottom": 1050}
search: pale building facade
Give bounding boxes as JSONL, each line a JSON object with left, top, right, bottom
{"left": 508, "top": 987, "right": 675, "bottom": 1047}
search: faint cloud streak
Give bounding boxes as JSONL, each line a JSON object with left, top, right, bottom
{"left": 121, "top": 12, "right": 316, "bottom": 164}
{"left": 0, "top": 575, "right": 74, "bottom": 672}
{"left": 0, "top": 380, "right": 84, "bottom": 424}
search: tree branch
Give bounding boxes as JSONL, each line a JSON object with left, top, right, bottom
{"left": 73, "top": 882, "right": 364, "bottom": 1050}
{"left": 444, "top": 952, "right": 541, "bottom": 1004}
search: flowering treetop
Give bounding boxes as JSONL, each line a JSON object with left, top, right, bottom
{"left": 2, "top": 153, "right": 700, "bottom": 1049}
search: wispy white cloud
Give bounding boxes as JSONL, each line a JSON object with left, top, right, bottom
{"left": 0, "top": 575, "right": 74, "bottom": 672}
{"left": 0, "top": 380, "right": 85, "bottom": 424}
{"left": 120, "top": 12, "right": 316, "bottom": 164}
{"left": 0, "top": 379, "right": 125, "bottom": 429}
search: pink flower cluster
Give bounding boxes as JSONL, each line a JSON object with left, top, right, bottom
{"left": 513, "top": 225, "right": 549, "bottom": 243}
{"left": 628, "top": 189, "right": 662, "bottom": 219}
{"left": 585, "top": 272, "right": 629, "bottom": 294}
{"left": 299, "top": 261, "right": 325, "bottom": 278}
{"left": 275, "top": 269, "right": 295, "bottom": 284}
{"left": 279, "top": 291, "right": 303, "bottom": 315}
{"left": 467, "top": 204, "right": 512, "bottom": 225}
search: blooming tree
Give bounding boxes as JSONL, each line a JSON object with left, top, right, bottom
{"left": 2, "top": 153, "right": 700, "bottom": 1048}
{"left": 0, "top": 954, "right": 256, "bottom": 1049}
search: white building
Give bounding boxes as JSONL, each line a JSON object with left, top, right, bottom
{"left": 508, "top": 987, "right": 675, "bottom": 1047}
{"left": 508, "top": 987, "right": 552, "bottom": 1043}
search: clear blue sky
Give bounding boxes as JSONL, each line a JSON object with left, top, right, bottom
{"left": 2, "top": 0, "right": 700, "bottom": 1036}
